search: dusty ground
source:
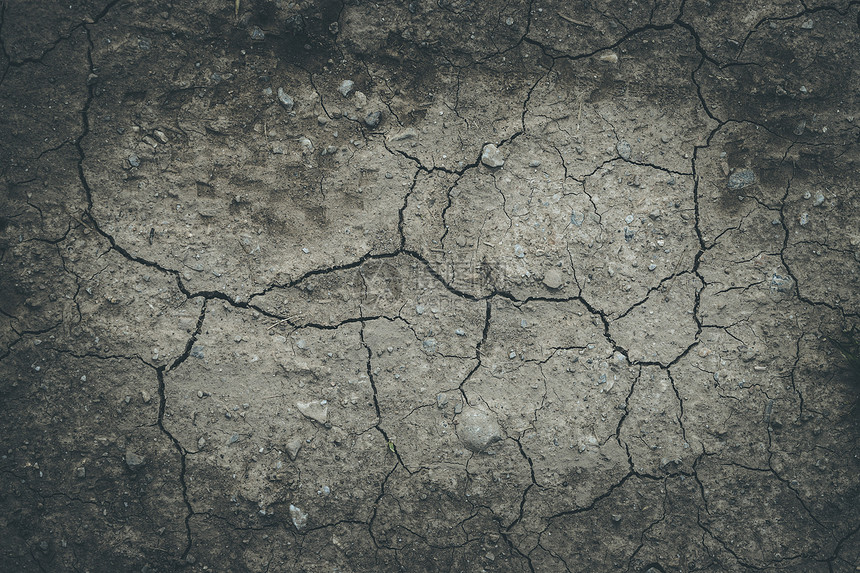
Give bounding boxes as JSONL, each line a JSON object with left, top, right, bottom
{"left": 1, "top": 0, "right": 859, "bottom": 571}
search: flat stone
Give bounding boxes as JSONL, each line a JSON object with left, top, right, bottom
{"left": 296, "top": 400, "right": 328, "bottom": 424}
{"left": 599, "top": 52, "right": 619, "bottom": 63}
{"left": 481, "top": 144, "right": 505, "bottom": 168}
{"left": 388, "top": 128, "right": 417, "bottom": 142}
{"left": 457, "top": 407, "right": 503, "bottom": 452}
{"left": 286, "top": 437, "right": 303, "bottom": 461}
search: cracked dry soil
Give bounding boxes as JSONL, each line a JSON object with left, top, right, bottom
{"left": 1, "top": 0, "right": 859, "bottom": 571}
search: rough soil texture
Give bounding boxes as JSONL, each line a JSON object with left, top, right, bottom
{"left": 1, "top": 0, "right": 859, "bottom": 571}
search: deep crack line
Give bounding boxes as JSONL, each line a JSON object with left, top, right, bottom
{"left": 359, "top": 321, "right": 411, "bottom": 473}
{"left": 155, "top": 298, "right": 206, "bottom": 560}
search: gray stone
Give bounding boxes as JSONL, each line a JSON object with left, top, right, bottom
{"left": 277, "top": 88, "right": 294, "bottom": 111}
{"left": 813, "top": 192, "right": 825, "bottom": 206}
{"left": 125, "top": 448, "right": 146, "bottom": 470}
{"left": 481, "top": 144, "right": 505, "bottom": 168}
{"left": 388, "top": 128, "right": 417, "bottom": 142}
{"left": 338, "top": 80, "right": 354, "bottom": 97}
{"left": 289, "top": 504, "right": 308, "bottom": 530}
{"left": 128, "top": 154, "right": 140, "bottom": 168}
{"left": 297, "top": 400, "right": 328, "bottom": 424}
{"left": 354, "top": 91, "right": 367, "bottom": 109}
{"left": 286, "top": 438, "right": 303, "bottom": 460}
{"left": 727, "top": 168, "right": 756, "bottom": 189}
{"left": 770, "top": 273, "right": 793, "bottom": 293}
{"left": 249, "top": 26, "right": 265, "bottom": 40}
{"left": 616, "top": 140, "right": 632, "bottom": 160}
{"left": 457, "top": 407, "right": 503, "bottom": 452}
{"left": 794, "top": 120, "right": 806, "bottom": 136}
{"left": 542, "top": 269, "right": 564, "bottom": 290}
{"left": 364, "top": 111, "right": 382, "bottom": 128}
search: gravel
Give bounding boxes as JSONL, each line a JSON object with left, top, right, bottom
{"left": 727, "top": 168, "right": 756, "bottom": 189}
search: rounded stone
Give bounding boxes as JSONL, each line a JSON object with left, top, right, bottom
{"left": 457, "top": 407, "right": 503, "bottom": 452}
{"left": 543, "top": 269, "right": 564, "bottom": 290}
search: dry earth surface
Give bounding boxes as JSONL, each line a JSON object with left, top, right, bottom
{"left": 1, "top": 0, "right": 859, "bottom": 571}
